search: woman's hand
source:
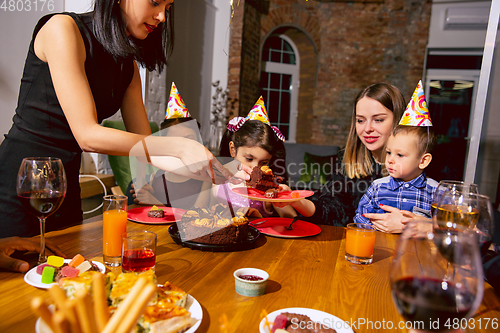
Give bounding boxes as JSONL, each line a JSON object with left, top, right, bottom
{"left": 363, "top": 204, "right": 405, "bottom": 233}
{"left": 176, "top": 140, "right": 235, "bottom": 184}
{"left": 0, "top": 237, "right": 66, "bottom": 273}
{"left": 131, "top": 183, "right": 161, "bottom": 205}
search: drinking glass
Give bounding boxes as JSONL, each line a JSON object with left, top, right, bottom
{"left": 121, "top": 231, "right": 157, "bottom": 273}
{"left": 431, "top": 180, "right": 478, "bottom": 217}
{"left": 345, "top": 223, "right": 376, "bottom": 265}
{"left": 17, "top": 157, "right": 67, "bottom": 264}
{"left": 433, "top": 191, "right": 494, "bottom": 254}
{"left": 390, "top": 220, "right": 484, "bottom": 332}
{"left": 102, "top": 195, "right": 128, "bottom": 267}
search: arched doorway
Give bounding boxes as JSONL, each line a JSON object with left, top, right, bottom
{"left": 259, "top": 34, "right": 300, "bottom": 142}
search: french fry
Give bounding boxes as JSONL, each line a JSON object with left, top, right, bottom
{"left": 52, "top": 311, "right": 70, "bottom": 333}
{"left": 101, "top": 277, "right": 148, "bottom": 333}
{"left": 114, "top": 282, "right": 156, "bottom": 333}
{"left": 67, "top": 298, "right": 82, "bottom": 333}
{"left": 31, "top": 297, "right": 55, "bottom": 333}
{"left": 92, "top": 273, "right": 109, "bottom": 331}
{"left": 75, "top": 289, "right": 98, "bottom": 333}
{"left": 49, "top": 285, "right": 81, "bottom": 333}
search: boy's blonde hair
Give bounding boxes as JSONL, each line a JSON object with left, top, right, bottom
{"left": 392, "top": 125, "right": 437, "bottom": 156}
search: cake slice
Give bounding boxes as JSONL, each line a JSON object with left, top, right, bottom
{"left": 247, "top": 166, "right": 283, "bottom": 192}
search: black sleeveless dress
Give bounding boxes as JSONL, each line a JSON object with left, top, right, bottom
{"left": 0, "top": 12, "right": 134, "bottom": 237}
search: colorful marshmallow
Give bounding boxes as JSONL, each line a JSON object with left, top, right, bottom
{"left": 41, "top": 266, "right": 55, "bottom": 284}
{"left": 69, "top": 254, "right": 85, "bottom": 267}
{"left": 47, "top": 255, "right": 64, "bottom": 267}
{"left": 76, "top": 260, "right": 92, "bottom": 274}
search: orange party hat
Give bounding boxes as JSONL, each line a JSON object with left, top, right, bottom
{"left": 399, "top": 80, "right": 432, "bottom": 126}
{"left": 165, "top": 82, "right": 191, "bottom": 119}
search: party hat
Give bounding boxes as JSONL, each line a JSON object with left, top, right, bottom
{"left": 226, "top": 96, "right": 285, "bottom": 141}
{"left": 165, "top": 82, "right": 191, "bottom": 119}
{"left": 245, "top": 96, "right": 271, "bottom": 126}
{"left": 399, "top": 80, "right": 432, "bottom": 126}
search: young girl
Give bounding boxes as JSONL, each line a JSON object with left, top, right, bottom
{"left": 211, "top": 98, "right": 315, "bottom": 218}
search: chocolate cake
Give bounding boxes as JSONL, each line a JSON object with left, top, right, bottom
{"left": 148, "top": 205, "right": 165, "bottom": 218}
{"left": 177, "top": 204, "right": 249, "bottom": 245}
{"left": 247, "top": 166, "right": 282, "bottom": 192}
{"left": 265, "top": 188, "right": 278, "bottom": 198}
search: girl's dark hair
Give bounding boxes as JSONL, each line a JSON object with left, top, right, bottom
{"left": 92, "top": 0, "right": 174, "bottom": 72}
{"left": 219, "top": 120, "right": 288, "bottom": 181}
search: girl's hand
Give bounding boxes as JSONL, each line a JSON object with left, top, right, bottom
{"left": 272, "top": 184, "right": 293, "bottom": 208}
{"left": 245, "top": 208, "right": 263, "bottom": 218}
{"left": 363, "top": 204, "right": 405, "bottom": 233}
{"left": 229, "top": 163, "right": 252, "bottom": 184}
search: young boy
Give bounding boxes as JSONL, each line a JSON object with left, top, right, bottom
{"left": 354, "top": 125, "right": 438, "bottom": 224}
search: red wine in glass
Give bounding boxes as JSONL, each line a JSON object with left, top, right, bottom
{"left": 17, "top": 157, "right": 66, "bottom": 264}
{"left": 390, "top": 220, "right": 483, "bottom": 333}
{"left": 18, "top": 191, "right": 64, "bottom": 218}
{"left": 122, "top": 249, "right": 156, "bottom": 272}
{"left": 392, "top": 277, "right": 474, "bottom": 332}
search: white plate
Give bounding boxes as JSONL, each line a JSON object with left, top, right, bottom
{"left": 36, "top": 295, "right": 202, "bottom": 333}
{"left": 259, "top": 307, "right": 353, "bottom": 333}
{"left": 24, "top": 259, "right": 105, "bottom": 289}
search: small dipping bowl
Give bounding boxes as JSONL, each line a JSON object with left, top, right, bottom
{"left": 233, "top": 268, "right": 269, "bottom": 297}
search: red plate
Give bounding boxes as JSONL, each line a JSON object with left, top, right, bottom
{"left": 127, "top": 206, "right": 186, "bottom": 225}
{"left": 231, "top": 187, "right": 314, "bottom": 202}
{"left": 249, "top": 217, "right": 321, "bottom": 238}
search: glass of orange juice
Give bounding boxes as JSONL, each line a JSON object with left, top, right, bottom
{"left": 103, "top": 195, "right": 127, "bottom": 267}
{"left": 345, "top": 223, "right": 376, "bottom": 265}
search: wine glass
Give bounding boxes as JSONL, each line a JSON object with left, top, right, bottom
{"left": 17, "top": 157, "right": 67, "bottom": 264}
{"left": 431, "top": 180, "right": 478, "bottom": 217}
{"left": 390, "top": 219, "right": 484, "bottom": 332}
{"left": 433, "top": 191, "right": 494, "bottom": 255}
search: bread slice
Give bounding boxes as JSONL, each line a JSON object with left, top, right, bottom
{"left": 109, "top": 270, "right": 157, "bottom": 307}
{"left": 138, "top": 302, "right": 197, "bottom": 333}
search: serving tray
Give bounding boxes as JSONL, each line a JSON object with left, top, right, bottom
{"left": 168, "top": 224, "right": 260, "bottom": 252}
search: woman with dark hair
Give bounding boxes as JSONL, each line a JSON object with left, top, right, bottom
{"left": 305, "top": 83, "right": 407, "bottom": 230}
{"left": 0, "top": 0, "right": 223, "bottom": 238}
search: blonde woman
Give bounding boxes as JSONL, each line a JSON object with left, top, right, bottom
{"left": 306, "top": 83, "right": 406, "bottom": 231}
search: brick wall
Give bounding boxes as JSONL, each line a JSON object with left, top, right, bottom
{"left": 228, "top": 0, "right": 432, "bottom": 146}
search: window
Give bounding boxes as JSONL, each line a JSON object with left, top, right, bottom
{"left": 259, "top": 34, "right": 299, "bottom": 142}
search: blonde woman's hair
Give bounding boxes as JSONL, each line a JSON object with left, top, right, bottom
{"left": 343, "top": 83, "right": 406, "bottom": 178}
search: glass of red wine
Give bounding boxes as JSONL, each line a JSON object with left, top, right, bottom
{"left": 390, "top": 219, "right": 484, "bottom": 333}
{"left": 121, "top": 231, "right": 157, "bottom": 273}
{"left": 17, "top": 157, "right": 67, "bottom": 264}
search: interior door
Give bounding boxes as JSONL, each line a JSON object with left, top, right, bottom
{"left": 424, "top": 69, "right": 480, "bottom": 181}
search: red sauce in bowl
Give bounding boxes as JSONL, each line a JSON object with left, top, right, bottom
{"left": 239, "top": 274, "right": 264, "bottom": 281}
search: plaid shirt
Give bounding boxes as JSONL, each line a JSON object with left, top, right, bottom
{"left": 354, "top": 173, "right": 438, "bottom": 224}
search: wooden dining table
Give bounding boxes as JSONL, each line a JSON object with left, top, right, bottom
{"left": 1, "top": 212, "right": 499, "bottom": 333}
